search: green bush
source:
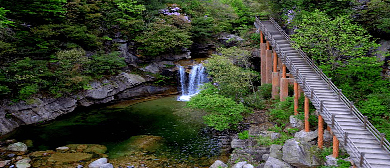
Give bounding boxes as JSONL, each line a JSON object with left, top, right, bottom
{"left": 242, "top": 93, "right": 266, "bottom": 109}
{"left": 187, "top": 84, "right": 251, "bottom": 131}
{"left": 268, "top": 97, "right": 294, "bottom": 126}
{"left": 85, "top": 52, "right": 126, "bottom": 77}
{"left": 238, "top": 130, "right": 249, "bottom": 140}
{"left": 258, "top": 84, "right": 272, "bottom": 99}
{"left": 136, "top": 22, "right": 192, "bottom": 56}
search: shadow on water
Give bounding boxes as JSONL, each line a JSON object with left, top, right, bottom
{"left": 5, "top": 96, "right": 223, "bottom": 166}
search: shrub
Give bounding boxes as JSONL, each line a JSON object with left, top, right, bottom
{"left": 187, "top": 84, "right": 251, "bottom": 131}
{"left": 238, "top": 130, "right": 249, "bottom": 140}
{"left": 136, "top": 22, "right": 192, "bottom": 56}
{"left": 84, "top": 52, "right": 126, "bottom": 77}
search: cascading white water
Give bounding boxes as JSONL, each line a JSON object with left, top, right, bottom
{"left": 177, "top": 64, "right": 209, "bottom": 101}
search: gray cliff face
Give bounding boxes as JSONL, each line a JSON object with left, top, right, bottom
{"left": 0, "top": 72, "right": 170, "bottom": 135}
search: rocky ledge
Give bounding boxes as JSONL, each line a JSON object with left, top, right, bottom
{"left": 0, "top": 72, "right": 174, "bottom": 135}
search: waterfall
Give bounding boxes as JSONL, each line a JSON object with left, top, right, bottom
{"left": 177, "top": 64, "right": 209, "bottom": 101}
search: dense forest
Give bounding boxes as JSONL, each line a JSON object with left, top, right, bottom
{"left": 0, "top": 0, "right": 389, "bottom": 135}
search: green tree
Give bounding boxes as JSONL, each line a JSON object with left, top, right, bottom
{"left": 0, "top": 7, "right": 13, "bottom": 28}
{"left": 291, "top": 10, "right": 379, "bottom": 69}
{"left": 353, "top": 0, "right": 390, "bottom": 36}
{"left": 0, "top": 0, "right": 66, "bottom": 24}
{"left": 204, "top": 47, "right": 256, "bottom": 100}
{"left": 187, "top": 84, "right": 250, "bottom": 131}
{"left": 135, "top": 22, "right": 192, "bottom": 56}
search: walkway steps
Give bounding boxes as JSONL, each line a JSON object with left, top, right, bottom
{"left": 258, "top": 19, "right": 390, "bottom": 168}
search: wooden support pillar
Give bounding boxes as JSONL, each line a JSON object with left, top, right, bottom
{"left": 333, "top": 135, "right": 339, "bottom": 158}
{"left": 266, "top": 50, "right": 273, "bottom": 84}
{"left": 304, "top": 96, "right": 310, "bottom": 132}
{"left": 318, "top": 115, "right": 324, "bottom": 149}
{"left": 272, "top": 72, "right": 280, "bottom": 99}
{"left": 273, "top": 51, "right": 278, "bottom": 72}
{"left": 260, "top": 43, "right": 266, "bottom": 85}
{"left": 272, "top": 51, "right": 279, "bottom": 99}
{"left": 294, "top": 81, "right": 299, "bottom": 115}
{"left": 280, "top": 64, "right": 288, "bottom": 101}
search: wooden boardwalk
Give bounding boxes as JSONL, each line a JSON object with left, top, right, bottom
{"left": 255, "top": 18, "right": 390, "bottom": 168}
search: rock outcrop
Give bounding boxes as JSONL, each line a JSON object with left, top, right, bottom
{"left": 0, "top": 72, "right": 172, "bottom": 135}
{"left": 282, "top": 139, "right": 321, "bottom": 167}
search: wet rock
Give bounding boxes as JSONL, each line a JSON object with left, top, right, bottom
{"left": 269, "top": 144, "right": 283, "bottom": 160}
{"left": 289, "top": 115, "right": 303, "bottom": 129}
{"left": 29, "top": 150, "right": 55, "bottom": 158}
{"left": 7, "top": 142, "right": 27, "bottom": 152}
{"left": 66, "top": 144, "right": 107, "bottom": 154}
{"left": 7, "top": 153, "right": 15, "bottom": 158}
{"left": 56, "top": 146, "right": 69, "bottom": 152}
{"left": 294, "top": 129, "right": 318, "bottom": 142}
{"left": 264, "top": 157, "right": 291, "bottom": 168}
{"left": 0, "top": 160, "right": 10, "bottom": 167}
{"left": 84, "top": 144, "right": 107, "bottom": 154}
{"left": 210, "top": 160, "right": 227, "bottom": 168}
{"left": 89, "top": 158, "right": 108, "bottom": 168}
{"left": 232, "top": 161, "right": 247, "bottom": 168}
{"left": 15, "top": 158, "right": 31, "bottom": 168}
{"left": 47, "top": 153, "right": 93, "bottom": 163}
{"left": 282, "top": 139, "right": 321, "bottom": 167}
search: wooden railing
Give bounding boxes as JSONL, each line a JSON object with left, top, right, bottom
{"left": 255, "top": 16, "right": 390, "bottom": 168}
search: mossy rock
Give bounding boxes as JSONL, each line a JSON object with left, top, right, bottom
{"left": 29, "top": 150, "right": 55, "bottom": 158}
{"left": 109, "top": 135, "right": 165, "bottom": 158}
{"left": 47, "top": 153, "right": 93, "bottom": 163}
{"left": 65, "top": 144, "right": 107, "bottom": 154}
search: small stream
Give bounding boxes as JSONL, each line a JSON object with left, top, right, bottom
{"left": 5, "top": 96, "right": 225, "bottom": 167}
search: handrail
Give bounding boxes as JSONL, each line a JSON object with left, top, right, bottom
{"left": 255, "top": 16, "right": 390, "bottom": 168}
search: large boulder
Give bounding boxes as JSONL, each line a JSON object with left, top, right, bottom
{"left": 7, "top": 142, "right": 28, "bottom": 152}
{"left": 210, "top": 160, "right": 227, "bottom": 168}
{"left": 269, "top": 144, "right": 283, "bottom": 160}
{"left": 89, "top": 158, "right": 109, "bottom": 168}
{"left": 264, "top": 157, "right": 292, "bottom": 168}
{"left": 282, "top": 139, "right": 321, "bottom": 167}
{"left": 294, "top": 129, "right": 318, "bottom": 142}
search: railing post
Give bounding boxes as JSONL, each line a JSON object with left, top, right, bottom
{"left": 344, "top": 132, "right": 348, "bottom": 146}
{"left": 338, "top": 89, "right": 342, "bottom": 100}
{"left": 381, "top": 133, "right": 385, "bottom": 147}
{"left": 364, "top": 116, "right": 368, "bottom": 128}
{"left": 360, "top": 152, "right": 365, "bottom": 166}
{"left": 331, "top": 114, "right": 335, "bottom": 129}
{"left": 311, "top": 89, "right": 314, "bottom": 99}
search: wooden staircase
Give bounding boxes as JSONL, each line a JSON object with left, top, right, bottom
{"left": 255, "top": 18, "right": 390, "bottom": 168}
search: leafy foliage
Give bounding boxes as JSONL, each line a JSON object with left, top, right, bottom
{"left": 136, "top": 22, "right": 192, "bottom": 56}
{"left": 291, "top": 10, "right": 378, "bottom": 69}
{"left": 204, "top": 47, "right": 257, "bottom": 100}
{"left": 187, "top": 84, "right": 250, "bottom": 131}
{"left": 238, "top": 130, "right": 249, "bottom": 140}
